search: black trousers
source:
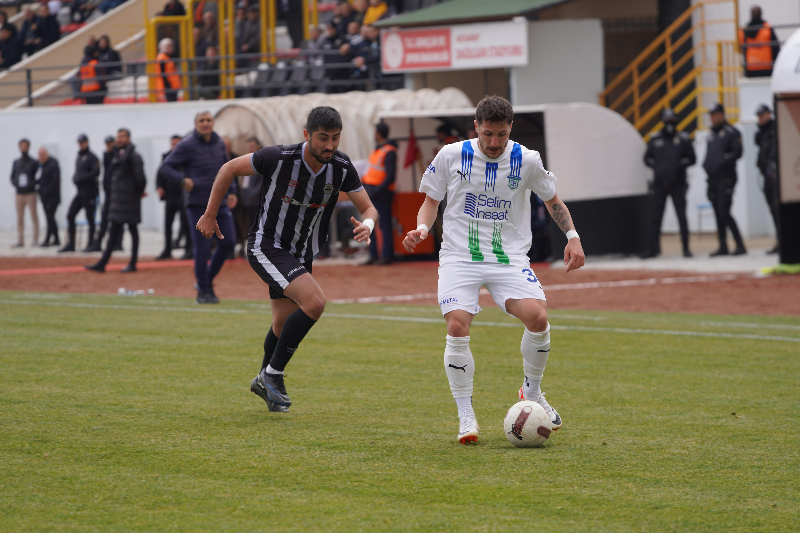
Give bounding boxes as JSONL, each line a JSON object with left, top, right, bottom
{"left": 763, "top": 175, "right": 780, "bottom": 234}
{"left": 42, "top": 200, "right": 59, "bottom": 245}
{"left": 707, "top": 179, "right": 744, "bottom": 251}
{"left": 648, "top": 181, "right": 689, "bottom": 254}
{"left": 66, "top": 193, "right": 97, "bottom": 245}
{"left": 368, "top": 197, "right": 395, "bottom": 261}
{"left": 98, "top": 221, "right": 139, "bottom": 267}
{"left": 97, "top": 196, "right": 111, "bottom": 244}
{"left": 163, "top": 200, "right": 190, "bottom": 252}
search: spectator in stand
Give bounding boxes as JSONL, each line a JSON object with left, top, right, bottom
{"left": 155, "top": 38, "right": 181, "bottom": 102}
{"left": 160, "top": 111, "right": 238, "bottom": 304}
{"left": 10, "top": 139, "right": 40, "bottom": 248}
{"left": 0, "top": 11, "right": 18, "bottom": 39}
{"left": 739, "top": 5, "right": 780, "bottom": 78}
{"left": 352, "top": 0, "right": 367, "bottom": 25}
{"left": 79, "top": 45, "right": 106, "bottom": 104}
{"left": 85, "top": 128, "right": 146, "bottom": 273}
{"left": 346, "top": 21, "right": 364, "bottom": 46}
{"left": 233, "top": 5, "right": 246, "bottom": 66}
{"left": 156, "top": 134, "right": 192, "bottom": 260}
{"left": 98, "top": 35, "right": 122, "bottom": 81}
{"left": 278, "top": 0, "right": 303, "bottom": 49}
{"left": 351, "top": 25, "right": 380, "bottom": 83}
{"left": 98, "top": 0, "right": 128, "bottom": 15}
{"left": 197, "top": 45, "right": 220, "bottom": 99}
{"left": 71, "top": 0, "right": 99, "bottom": 23}
{"left": 162, "top": 0, "right": 186, "bottom": 16}
{"left": 60, "top": 134, "right": 101, "bottom": 253}
{"left": 31, "top": 4, "right": 60, "bottom": 54}
{"left": 0, "top": 24, "right": 22, "bottom": 70}
{"left": 331, "top": 1, "right": 354, "bottom": 36}
{"left": 19, "top": 9, "right": 36, "bottom": 56}
{"left": 89, "top": 135, "right": 119, "bottom": 252}
{"left": 363, "top": 0, "right": 389, "bottom": 25}
{"left": 37, "top": 147, "right": 61, "bottom": 247}
{"left": 235, "top": 136, "right": 262, "bottom": 257}
{"left": 238, "top": 6, "right": 260, "bottom": 67}
{"left": 195, "top": 11, "right": 217, "bottom": 57}
{"left": 303, "top": 25, "right": 325, "bottom": 62}
{"left": 322, "top": 21, "right": 345, "bottom": 91}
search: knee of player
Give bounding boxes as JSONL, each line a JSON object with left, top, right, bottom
{"left": 447, "top": 322, "right": 470, "bottom": 338}
{"left": 528, "top": 308, "right": 548, "bottom": 332}
{"left": 305, "top": 294, "right": 326, "bottom": 320}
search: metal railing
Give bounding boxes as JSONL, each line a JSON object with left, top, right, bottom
{"left": 0, "top": 48, "right": 403, "bottom": 106}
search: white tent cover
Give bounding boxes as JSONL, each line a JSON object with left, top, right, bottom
{"left": 772, "top": 28, "right": 800, "bottom": 95}
{"left": 213, "top": 88, "right": 472, "bottom": 159}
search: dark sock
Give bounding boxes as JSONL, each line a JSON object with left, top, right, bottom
{"left": 261, "top": 327, "right": 279, "bottom": 370}
{"left": 268, "top": 309, "right": 317, "bottom": 372}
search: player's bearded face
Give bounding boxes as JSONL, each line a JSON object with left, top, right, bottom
{"left": 307, "top": 129, "right": 341, "bottom": 164}
{"left": 475, "top": 120, "right": 511, "bottom": 159}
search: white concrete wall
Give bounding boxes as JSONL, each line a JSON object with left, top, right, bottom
{"left": 509, "top": 19, "right": 604, "bottom": 106}
{"left": 1, "top": 100, "right": 227, "bottom": 232}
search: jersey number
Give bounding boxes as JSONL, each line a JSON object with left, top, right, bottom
{"left": 522, "top": 268, "right": 538, "bottom": 283}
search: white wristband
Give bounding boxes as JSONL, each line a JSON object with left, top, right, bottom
{"left": 417, "top": 223, "right": 429, "bottom": 234}
{"left": 363, "top": 218, "right": 375, "bottom": 234}
{"left": 566, "top": 230, "right": 579, "bottom": 240}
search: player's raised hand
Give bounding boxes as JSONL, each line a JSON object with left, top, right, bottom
{"left": 402, "top": 228, "right": 428, "bottom": 253}
{"left": 350, "top": 216, "right": 371, "bottom": 244}
{"left": 564, "top": 238, "right": 585, "bottom": 273}
{"left": 197, "top": 212, "right": 223, "bottom": 240}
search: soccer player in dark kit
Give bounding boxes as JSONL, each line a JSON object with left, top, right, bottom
{"left": 196, "top": 107, "right": 378, "bottom": 412}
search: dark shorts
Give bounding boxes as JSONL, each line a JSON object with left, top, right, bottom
{"left": 247, "top": 241, "right": 312, "bottom": 300}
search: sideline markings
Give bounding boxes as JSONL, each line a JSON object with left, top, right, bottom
{"left": 700, "top": 321, "right": 800, "bottom": 331}
{"left": 4, "top": 299, "right": 799, "bottom": 344}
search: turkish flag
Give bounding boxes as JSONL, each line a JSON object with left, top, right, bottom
{"left": 404, "top": 128, "right": 420, "bottom": 169}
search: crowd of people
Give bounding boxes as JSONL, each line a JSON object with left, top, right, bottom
{"left": 0, "top": 5, "right": 60, "bottom": 70}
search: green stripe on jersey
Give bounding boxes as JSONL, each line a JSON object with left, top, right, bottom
{"left": 492, "top": 222, "right": 509, "bottom": 264}
{"left": 468, "top": 220, "right": 483, "bottom": 261}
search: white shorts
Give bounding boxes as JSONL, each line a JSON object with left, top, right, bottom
{"left": 437, "top": 262, "right": 546, "bottom": 317}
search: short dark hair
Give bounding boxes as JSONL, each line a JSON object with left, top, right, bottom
{"left": 118, "top": 128, "right": 131, "bottom": 137}
{"left": 306, "top": 106, "right": 342, "bottom": 135}
{"left": 171, "top": 134, "right": 182, "bottom": 140}
{"left": 246, "top": 136, "right": 260, "bottom": 144}
{"left": 475, "top": 95, "right": 514, "bottom": 125}
{"left": 375, "top": 121, "right": 389, "bottom": 139}
{"left": 19, "top": 138, "right": 30, "bottom": 145}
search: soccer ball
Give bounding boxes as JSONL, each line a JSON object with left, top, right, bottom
{"left": 504, "top": 401, "right": 552, "bottom": 448}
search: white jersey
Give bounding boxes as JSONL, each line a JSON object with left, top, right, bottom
{"left": 420, "top": 139, "right": 557, "bottom": 266}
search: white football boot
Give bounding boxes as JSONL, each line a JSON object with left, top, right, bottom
{"left": 458, "top": 415, "right": 480, "bottom": 444}
{"left": 518, "top": 386, "right": 562, "bottom": 430}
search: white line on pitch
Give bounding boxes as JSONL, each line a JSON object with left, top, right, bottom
{"left": 700, "top": 321, "right": 800, "bottom": 331}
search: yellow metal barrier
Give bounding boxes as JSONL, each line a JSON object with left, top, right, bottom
{"left": 599, "top": 0, "right": 742, "bottom": 138}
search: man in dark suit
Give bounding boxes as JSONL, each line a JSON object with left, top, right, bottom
{"left": 156, "top": 134, "right": 192, "bottom": 259}
{"left": 37, "top": 147, "right": 61, "bottom": 247}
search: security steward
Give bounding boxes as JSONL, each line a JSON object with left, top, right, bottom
{"left": 704, "top": 103, "right": 746, "bottom": 256}
{"left": 155, "top": 38, "right": 182, "bottom": 102}
{"left": 59, "top": 134, "right": 101, "bottom": 253}
{"left": 739, "top": 5, "right": 780, "bottom": 78}
{"left": 88, "top": 135, "right": 120, "bottom": 252}
{"left": 79, "top": 45, "right": 105, "bottom": 105}
{"left": 755, "top": 103, "right": 779, "bottom": 254}
{"left": 643, "top": 108, "right": 696, "bottom": 258}
{"left": 156, "top": 134, "right": 191, "bottom": 260}
{"left": 362, "top": 121, "right": 397, "bottom": 265}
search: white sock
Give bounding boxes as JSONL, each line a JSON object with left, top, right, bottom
{"left": 520, "top": 323, "right": 550, "bottom": 400}
{"left": 265, "top": 364, "right": 283, "bottom": 375}
{"left": 444, "top": 335, "right": 475, "bottom": 405}
{"left": 455, "top": 397, "right": 475, "bottom": 420}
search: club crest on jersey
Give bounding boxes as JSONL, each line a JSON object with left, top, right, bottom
{"left": 323, "top": 183, "right": 334, "bottom": 195}
{"left": 425, "top": 164, "right": 435, "bottom": 175}
{"left": 508, "top": 176, "right": 521, "bottom": 189}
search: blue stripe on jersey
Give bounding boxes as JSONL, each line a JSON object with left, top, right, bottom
{"left": 485, "top": 162, "right": 498, "bottom": 192}
{"left": 460, "top": 141, "right": 474, "bottom": 182}
{"left": 509, "top": 142, "right": 522, "bottom": 177}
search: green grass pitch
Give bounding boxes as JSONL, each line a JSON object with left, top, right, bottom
{"left": 1, "top": 291, "right": 798, "bottom": 532}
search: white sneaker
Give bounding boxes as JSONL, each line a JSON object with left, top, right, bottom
{"left": 458, "top": 416, "right": 480, "bottom": 444}
{"left": 518, "top": 387, "right": 562, "bottom": 430}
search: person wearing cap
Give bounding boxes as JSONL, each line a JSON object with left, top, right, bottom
{"left": 362, "top": 121, "right": 396, "bottom": 265}
{"left": 60, "top": 134, "right": 101, "bottom": 252}
{"left": 88, "top": 135, "right": 121, "bottom": 252}
{"left": 10, "top": 138, "right": 40, "bottom": 247}
{"left": 37, "top": 147, "right": 61, "bottom": 247}
{"left": 755, "top": 104, "right": 779, "bottom": 254}
{"left": 642, "top": 108, "right": 696, "bottom": 258}
{"left": 703, "top": 103, "right": 746, "bottom": 256}
{"left": 155, "top": 134, "right": 192, "bottom": 260}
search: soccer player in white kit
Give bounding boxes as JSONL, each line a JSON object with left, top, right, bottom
{"left": 403, "top": 96, "right": 585, "bottom": 444}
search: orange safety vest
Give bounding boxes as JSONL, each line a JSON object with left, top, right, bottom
{"left": 739, "top": 23, "right": 774, "bottom": 72}
{"left": 80, "top": 60, "right": 100, "bottom": 93}
{"left": 154, "top": 52, "right": 182, "bottom": 95}
{"left": 362, "top": 144, "right": 397, "bottom": 190}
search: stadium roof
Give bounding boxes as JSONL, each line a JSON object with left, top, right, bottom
{"left": 372, "top": 0, "right": 570, "bottom": 28}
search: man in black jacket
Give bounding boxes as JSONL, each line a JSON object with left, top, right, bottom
{"left": 85, "top": 128, "right": 146, "bottom": 273}
{"left": 156, "top": 134, "right": 191, "bottom": 260}
{"left": 703, "top": 103, "right": 746, "bottom": 256}
{"left": 0, "top": 24, "right": 22, "bottom": 70}
{"left": 10, "top": 138, "right": 40, "bottom": 247}
{"left": 642, "top": 109, "right": 696, "bottom": 258}
{"left": 89, "top": 135, "right": 120, "bottom": 252}
{"left": 60, "top": 134, "right": 101, "bottom": 253}
{"left": 37, "top": 147, "right": 61, "bottom": 247}
{"left": 755, "top": 104, "right": 779, "bottom": 254}
{"left": 32, "top": 4, "right": 60, "bottom": 53}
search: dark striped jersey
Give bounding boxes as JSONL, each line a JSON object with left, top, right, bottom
{"left": 248, "top": 142, "right": 363, "bottom": 262}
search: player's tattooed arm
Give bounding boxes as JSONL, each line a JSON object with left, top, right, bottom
{"left": 544, "top": 193, "right": 584, "bottom": 272}
{"left": 547, "top": 200, "right": 574, "bottom": 234}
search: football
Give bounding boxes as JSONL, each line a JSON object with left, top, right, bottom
{"left": 503, "top": 401, "right": 552, "bottom": 448}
